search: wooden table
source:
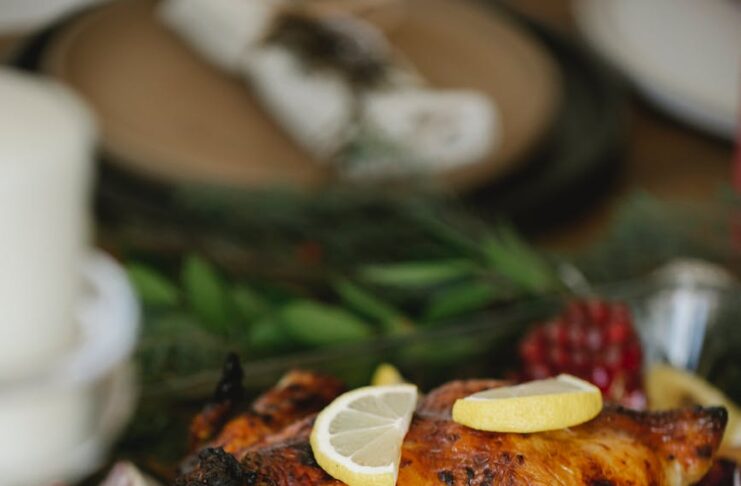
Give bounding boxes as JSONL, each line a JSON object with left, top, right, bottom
{"left": 506, "top": 0, "right": 736, "bottom": 251}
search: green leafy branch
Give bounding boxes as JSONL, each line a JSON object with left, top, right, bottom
{"left": 127, "top": 219, "right": 563, "bottom": 386}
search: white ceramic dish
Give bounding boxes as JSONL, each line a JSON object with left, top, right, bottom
{"left": 574, "top": 0, "right": 740, "bottom": 140}
{"left": 0, "top": 251, "right": 140, "bottom": 486}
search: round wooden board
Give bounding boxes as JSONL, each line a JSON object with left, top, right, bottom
{"left": 43, "top": 0, "right": 560, "bottom": 191}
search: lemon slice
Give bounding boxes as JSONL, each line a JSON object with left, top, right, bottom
{"left": 311, "top": 384, "right": 418, "bottom": 486}
{"left": 646, "top": 364, "right": 741, "bottom": 449}
{"left": 452, "top": 374, "right": 602, "bottom": 433}
{"left": 371, "top": 363, "right": 406, "bottom": 386}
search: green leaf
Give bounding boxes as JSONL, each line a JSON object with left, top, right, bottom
{"left": 181, "top": 255, "right": 232, "bottom": 333}
{"left": 424, "top": 281, "right": 501, "bottom": 322}
{"left": 126, "top": 264, "right": 179, "bottom": 307}
{"left": 482, "top": 225, "right": 560, "bottom": 294}
{"left": 279, "top": 300, "right": 374, "bottom": 346}
{"left": 332, "top": 278, "right": 413, "bottom": 335}
{"left": 359, "top": 260, "right": 477, "bottom": 289}
{"left": 232, "top": 285, "right": 270, "bottom": 323}
{"left": 248, "top": 316, "right": 293, "bottom": 353}
{"left": 410, "top": 209, "right": 483, "bottom": 258}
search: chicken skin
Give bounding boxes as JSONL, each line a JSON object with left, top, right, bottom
{"left": 177, "top": 373, "right": 727, "bottom": 486}
{"left": 187, "top": 363, "right": 345, "bottom": 458}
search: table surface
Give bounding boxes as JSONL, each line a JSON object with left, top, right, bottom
{"left": 506, "top": 0, "right": 736, "bottom": 251}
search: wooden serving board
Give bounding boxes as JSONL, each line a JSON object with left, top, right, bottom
{"left": 43, "top": 0, "right": 560, "bottom": 191}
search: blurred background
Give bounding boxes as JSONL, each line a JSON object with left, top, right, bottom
{"left": 0, "top": 0, "right": 739, "bottom": 484}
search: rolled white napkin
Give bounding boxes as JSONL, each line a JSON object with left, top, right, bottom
{"left": 357, "top": 88, "right": 498, "bottom": 174}
{"left": 244, "top": 45, "right": 355, "bottom": 158}
{"left": 158, "top": 0, "right": 285, "bottom": 72}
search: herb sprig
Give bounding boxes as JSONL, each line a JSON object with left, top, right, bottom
{"left": 128, "top": 217, "right": 563, "bottom": 390}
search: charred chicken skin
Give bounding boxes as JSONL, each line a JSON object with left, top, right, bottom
{"left": 177, "top": 371, "right": 727, "bottom": 486}
{"left": 187, "top": 356, "right": 345, "bottom": 458}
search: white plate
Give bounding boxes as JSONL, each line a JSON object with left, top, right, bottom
{"left": 574, "top": 0, "right": 740, "bottom": 139}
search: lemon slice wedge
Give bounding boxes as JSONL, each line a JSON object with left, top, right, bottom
{"left": 371, "top": 363, "right": 406, "bottom": 386}
{"left": 310, "top": 384, "right": 418, "bottom": 486}
{"left": 452, "top": 374, "right": 603, "bottom": 433}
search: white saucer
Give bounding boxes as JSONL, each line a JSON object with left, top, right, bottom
{"left": 574, "top": 0, "right": 740, "bottom": 139}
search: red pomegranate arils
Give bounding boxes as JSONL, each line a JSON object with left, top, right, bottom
{"left": 518, "top": 299, "right": 646, "bottom": 408}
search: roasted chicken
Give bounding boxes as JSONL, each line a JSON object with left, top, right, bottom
{"left": 177, "top": 367, "right": 727, "bottom": 486}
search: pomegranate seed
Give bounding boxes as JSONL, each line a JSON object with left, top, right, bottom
{"left": 604, "top": 346, "right": 622, "bottom": 371}
{"left": 519, "top": 338, "right": 545, "bottom": 364}
{"left": 585, "top": 327, "right": 604, "bottom": 351}
{"left": 622, "top": 344, "right": 642, "bottom": 372}
{"left": 624, "top": 372, "right": 642, "bottom": 392}
{"left": 570, "top": 351, "right": 588, "bottom": 373}
{"left": 545, "top": 320, "right": 569, "bottom": 345}
{"left": 591, "top": 367, "right": 611, "bottom": 391}
{"left": 549, "top": 347, "right": 570, "bottom": 368}
{"left": 586, "top": 300, "right": 610, "bottom": 324}
{"left": 568, "top": 326, "right": 586, "bottom": 348}
{"left": 607, "top": 320, "right": 630, "bottom": 344}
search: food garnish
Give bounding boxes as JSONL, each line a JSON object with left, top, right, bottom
{"left": 310, "top": 384, "right": 418, "bottom": 486}
{"left": 452, "top": 374, "right": 602, "bottom": 433}
{"left": 371, "top": 363, "right": 406, "bottom": 386}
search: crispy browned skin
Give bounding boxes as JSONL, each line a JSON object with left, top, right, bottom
{"left": 399, "top": 407, "right": 727, "bottom": 485}
{"left": 184, "top": 368, "right": 345, "bottom": 479}
{"left": 214, "top": 371, "right": 344, "bottom": 457}
{"left": 177, "top": 379, "right": 727, "bottom": 486}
